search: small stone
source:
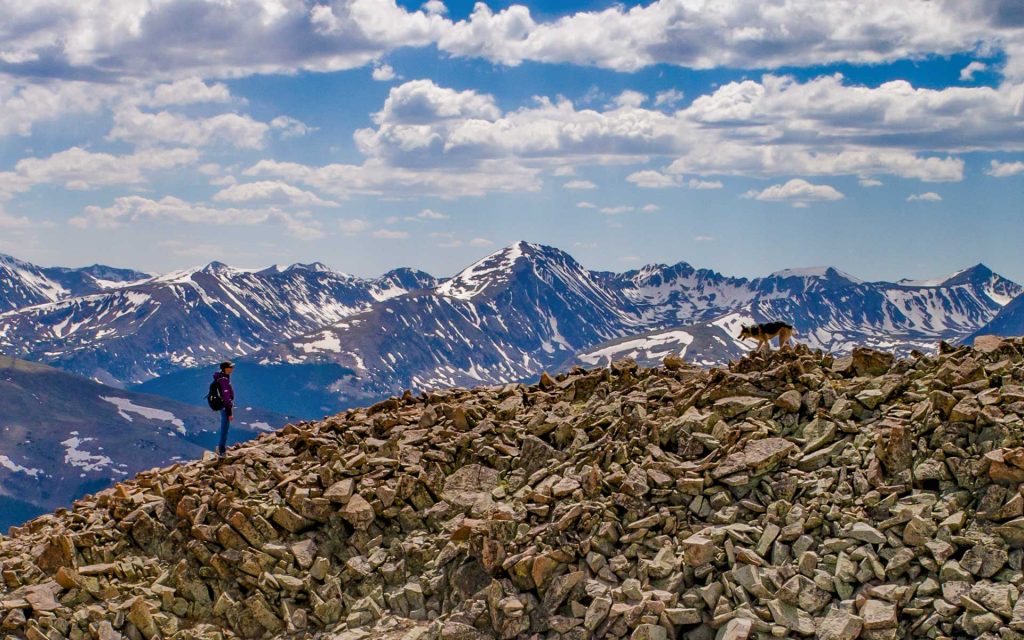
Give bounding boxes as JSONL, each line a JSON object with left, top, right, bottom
{"left": 682, "top": 534, "right": 716, "bottom": 567}
{"left": 845, "top": 522, "right": 886, "bottom": 545}
{"left": 342, "top": 494, "right": 376, "bottom": 531}
{"left": 860, "top": 600, "right": 897, "bottom": 630}
{"left": 816, "top": 610, "right": 864, "bottom": 640}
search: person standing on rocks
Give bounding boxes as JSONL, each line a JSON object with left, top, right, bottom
{"left": 213, "top": 361, "right": 235, "bottom": 457}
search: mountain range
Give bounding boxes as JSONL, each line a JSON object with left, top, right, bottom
{"left": 0, "top": 355, "right": 290, "bottom": 528}
{"left": 2, "top": 243, "right": 1022, "bottom": 420}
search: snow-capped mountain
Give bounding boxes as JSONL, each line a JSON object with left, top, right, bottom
{"left": 135, "top": 244, "right": 1020, "bottom": 418}
{"left": 2, "top": 244, "right": 1019, "bottom": 418}
{"left": 968, "top": 291, "right": 1024, "bottom": 343}
{"left": 0, "top": 259, "right": 437, "bottom": 385}
{"left": 0, "top": 253, "right": 149, "bottom": 312}
{"left": 0, "top": 355, "right": 290, "bottom": 528}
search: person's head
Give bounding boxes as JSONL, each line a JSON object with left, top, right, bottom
{"left": 220, "top": 361, "right": 235, "bottom": 374}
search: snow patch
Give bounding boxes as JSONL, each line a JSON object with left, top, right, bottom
{"left": 61, "top": 435, "right": 114, "bottom": 472}
{"left": 0, "top": 455, "right": 43, "bottom": 478}
{"left": 101, "top": 396, "right": 186, "bottom": 435}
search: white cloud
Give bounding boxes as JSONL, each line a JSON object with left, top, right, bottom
{"left": 0, "top": 79, "right": 121, "bottom": 138}
{"left": 371, "top": 229, "right": 410, "bottom": 239}
{"left": 0, "top": 0, "right": 1022, "bottom": 86}
{"left": 270, "top": 116, "right": 315, "bottom": 139}
{"left": 410, "top": 208, "right": 449, "bottom": 220}
{"left": 144, "top": 77, "right": 232, "bottom": 107}
{"left": 859, "top": 177, "right": 884, "bottom": 187}
{"left": 372, "top": 64, "right": 397, "bottom": 81}
{"left": 374, "top": 79, "right": 500, "bottom": 125}
{"left": 0, "top": 208, "right": 31, "bottom": 229}
{"left": 960, "top": 61, "right": 988, "bottom": 82}
{"left": 563, "top": 180, "right": 597, "bottom": 190}
{"left": 245, "top": 157, "right": 539, "bottom": 199}
{"left": 553, "top": 166, "right": 575, "bottom": 176}
{"left": 626, "top": 170, "right": 679, "bottom": 188}
{"left": 469, "top": 237, "right": 493, "bottom": 247}
{"left": 339, "top": 218, "right": 372, "bottom": 235}
{"left": 212, "top": 181, "right": 338, "bottom": 207}
{"left": 654, "top": 89, "right": 685, "bottom": 108}
{"left": 600, "top": 205, "right": 634, "bottom": 214}
{"left": 109, "top": 107, "right": 270, "bottom": 149}
{"left": 576, "top": 201, "right": 596, "bottom": 209}
{"left": 694, "top": 235, "right": 714, "bottom": 242}
{"left": 0, "top": 147, "right": 198, "bottom": 195}
{"left": 640, "top": 204, "right": 660, "bottom": 212}
{"left": 687, "top": 178, "right": 723, "bottom": 189}
{"left": 907, "top": 192, "right": 942, "bottom": 201}
{"left": 70, "top": 196, "right": 322, "bottom": 239}
{"left": 745, "top": 179, "right": 845, "bottom": 205}
{"left": 987, "top": 160, "right": 1024, "bottom": 177}
{"left": 435, "top": 1, "right": 1022, "bottom": 77}
{"left": 351, "top": 75, "right": 1010, "bottom": 196}
{"left": 612, "top": 90, "right": 646, "bottom": 109}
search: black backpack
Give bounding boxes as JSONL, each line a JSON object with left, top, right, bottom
{"left": 207, "top": 380, "right": 224, "bottom": 411}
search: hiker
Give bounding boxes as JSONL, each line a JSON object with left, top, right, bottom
{"left": 212, "top": 361, "right": 235, "bottom": 456}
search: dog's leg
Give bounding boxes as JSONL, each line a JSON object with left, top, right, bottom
{"left": 779, "top": 328, "right": 792, "bottom": 350}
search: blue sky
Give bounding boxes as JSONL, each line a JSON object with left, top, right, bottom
{"left": 0, "top": 0, "right": 1022, "bottom": 282}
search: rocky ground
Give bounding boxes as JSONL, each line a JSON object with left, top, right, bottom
{"left": 4, "top": 336, "right": 1024, "bottom": 640}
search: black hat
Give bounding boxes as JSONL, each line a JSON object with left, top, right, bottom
{"left": 220, "top": 361, "right": 235, "bottom": 371}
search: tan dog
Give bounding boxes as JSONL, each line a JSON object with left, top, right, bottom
{"left": 738, "top": 322, "right": 795, "bottom": 351}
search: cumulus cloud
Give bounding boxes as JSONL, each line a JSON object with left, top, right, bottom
{"left": 0, "top": 79, "right": 121, "bottom": 138}
{"left": 371, "top": 229, "right": 410, "bottom": 239}
{"left": 212, "top": 181, "right": 338, "bottom": 207}
{"left": 339, "top": 218, "right": 372, "bottom": 235}
{"left": 270, "top": 116, "right": 315, "bottom": 139}
{"left": 0, "top": 208, "right": 31, "bottom": 229}
{"left": 0, "top": 147, "right": 198, "bottom": 195}
{"left": 626, "top": 170, "right": 679, "bottom": 188}
{"left": 143, "top": 77, "right": 232, "bottom": 107}
{"left": 576, "top": 201, "right": 596, "bottom": 209}
{"left": 409, "top": 208, "right": 449, "bottom": 220}
{"left": 348, "top": 75, "right": 1014, "bottom": 195}
{"left": 640, "top": 204, "right": 660, "bottom": 212}
{"left": 745, "top": 179, "right": 845, "bottom": 205}
{"left": 987, "top": 160, "right": 1024, "bottom": 177}
{"left": 907, "top": 192, "right": 942, "bottom": 201}
{"left": 0, "top": 0, "right": 1022, "bottom": 87}
{"left": 600, "top": 205, "right": 634, "bottom": 214}
{"left": 469, "top": 237, "right": 493, "bottom": 247}
{"left": 960, "top": 61, "right": 989, "bottom": 81}
{"left": 435, "top": 1, "right": 1021, "bottom": 76}
{"left": 244, "top": 157, "right": 539, "bottom": 199}
{"left": 109, "top": 107, "right": 270, "bottom": 149}
{"left": 654, "top": 89, "right": 685, "bottom": 108}
{"left": 612, "top": 90, "right": 646, "bottom": 109}
{"left": 687, "top": 178, "right": 723, "bottom": 189}
{"left": 563, "top": 180, "right": 597, "bottom": 190}
{"left": 859, "top": 178, "right": 884, "bottom": 187}
{"left": 372, "top": 64, "right": 397, "bottom": 81}
{"left": 374, "top": 79, "right": 500, "bottom": 125}
{"left": 70, "top": 196, "right": 323, "bottom": 239}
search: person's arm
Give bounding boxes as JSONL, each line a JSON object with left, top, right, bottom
{"left": 219, "top": 377, "right": 234, "bottom": 417}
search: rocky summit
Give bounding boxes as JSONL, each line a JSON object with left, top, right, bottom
{"left": 5, "top": 337, "right": 1024, "bottom": 640}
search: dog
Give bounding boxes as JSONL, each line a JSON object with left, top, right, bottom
{"left": 738, "top": 321, "right": 795, "bottom": 351}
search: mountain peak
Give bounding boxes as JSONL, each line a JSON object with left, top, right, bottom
{"left": 435, "top": 241, "right": 584, "bottom": 300}
{"left": 940, "top": 263, "right": 993, "bottom": 287}
{"left": 767, "top": 266, "right": 863, "bottom": 284}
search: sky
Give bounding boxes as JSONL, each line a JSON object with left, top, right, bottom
{"left": 0, "top": 0, "right": 1022, "bottom": 282}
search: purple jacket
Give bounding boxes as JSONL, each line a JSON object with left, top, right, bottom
{"left": 213, "top": 371, "right": 234, "bottom": 414}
